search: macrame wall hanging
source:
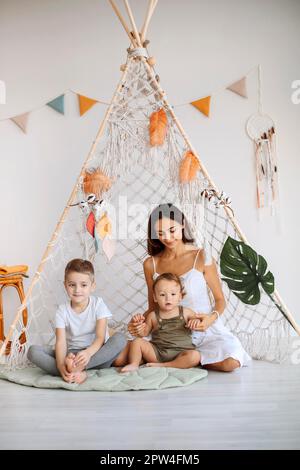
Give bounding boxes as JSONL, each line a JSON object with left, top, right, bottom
{"left": 246, "top": 65, "right": 279, "bottom": 217}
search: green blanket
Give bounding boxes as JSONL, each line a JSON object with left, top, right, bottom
{"left": 0, "top": 365, "right": 207, "bottom": 391}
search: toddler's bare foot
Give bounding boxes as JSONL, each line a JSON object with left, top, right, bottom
{"left": 73, "top": 371, "right": 87, "bottom": 384}
{"left": 120, "top": 364, "right": 139, "bottom": 373}
{"left": 65, "top": 353, "right": 76, "bottom": 373}
{"left": 146, "top": 362, "right": 163, "bottom": 367}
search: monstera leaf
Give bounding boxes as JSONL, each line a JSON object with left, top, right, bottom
{"left": 220, "top": 236, "right": 294, "bottom": 329}
{"left": 220, "top": 236, "right": 274, "bottom": 305}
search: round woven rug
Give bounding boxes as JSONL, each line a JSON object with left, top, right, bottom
{"left": 0, "top": 365, "right": 208, "bottom": 391}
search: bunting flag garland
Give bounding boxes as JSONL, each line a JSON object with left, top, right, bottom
{"left": 190, "top": 95, "right": 211, "bottom": 117}
{"left": 46, "top": 94, "right": 65, "bottom": 114}
{"left": 10, "top": 113, "right": 30, "bottom": 133}
{"left": 188, "top": 72, "right": 251, "bottom": 117}
{"left": 0, "top": 89, "right": 104, "bottom": 134}
{"left": 0, "top": 66, "right": 259, "bottom": 130}
{"left": 226, "top": 77, "right": 248, "bottom": 98}
{"left": 78, "top": 94, "right": 98, "bottom": 116}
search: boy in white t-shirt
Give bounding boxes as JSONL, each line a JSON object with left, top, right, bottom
{"left": 28, "top": 259, "right": 126, "bottom": 384}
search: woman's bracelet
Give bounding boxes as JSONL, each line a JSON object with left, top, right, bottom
{"left": 211, "top": 310, "right": 220, "bottom": 321}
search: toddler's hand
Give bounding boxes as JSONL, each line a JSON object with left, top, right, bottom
{"left": 187, "top": 318, "right": 202, "bottom": 331}
{"left": 190, "top": 313, "right": 215, "bottom": 331}
{"left": 128, "top": 313, "right": 146, "bottom": 337}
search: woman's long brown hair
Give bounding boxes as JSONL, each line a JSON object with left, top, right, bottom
{"left": 147, "top": 203, "right": 194, "bottom": 256}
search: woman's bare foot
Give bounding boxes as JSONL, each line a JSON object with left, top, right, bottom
{"left": 73, "top": 371, "right": 87, "bottom": 384}
{"left": 146, "top": 362, "right": 163, "bottom": 367}
{"left": 120, "top": 364, "right": 139, "bottom": 373}
{"left": 65, "top": 353, "right": 76, "bottom": 373}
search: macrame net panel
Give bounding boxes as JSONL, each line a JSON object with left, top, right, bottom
{"left": 5, "top": 58, "right": 294, "bottom": 368}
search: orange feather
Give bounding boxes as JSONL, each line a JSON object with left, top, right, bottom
{"left": 83, "top": 168, "right": 112, "bottom": 198}
{"left": 149, "top": 108, "right": 168, "bottom": 146}
{"left": 179, "top": 151, "right": 201, "bottom": 183}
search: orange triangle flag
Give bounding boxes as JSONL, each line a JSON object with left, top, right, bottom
{"left": 78, "top": 94, "right": 98, "bottom": 116}
{"left": 10, "top": 112, "right": 30, "bottom": 133}
{"left": 226, "top": 77, "right": 248, "bottom": 98}
{"left": 190, "top": 96, "right": 211, "bottom": 117}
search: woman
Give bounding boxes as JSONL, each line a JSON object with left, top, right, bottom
{"left": 115, "top": 203, "right": 251, "bottom": 371}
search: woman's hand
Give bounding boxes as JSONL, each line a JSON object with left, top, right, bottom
{"left": 128, "top": 314, "right": 147, "bottom": 337}
{"left": 74, "top": 349, "right": 92, "bottom": 368}
{"left": 188, "top": 313, "right": 217, "bottom": 332}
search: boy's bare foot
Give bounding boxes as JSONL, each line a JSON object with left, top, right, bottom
{"left": 146, "top": 362, "right": 163, "bottom": 367}
{"left": 65, "top": 353, "right": 76, "bottom": 372}
{"left": 62, "top": 372, "right": 77, "bottom": 383}
{"left": 73, "top": 371, "right": 87, "bottom": 384}
{"left": 120, "top": 364, "right": 139, "bottom": 373}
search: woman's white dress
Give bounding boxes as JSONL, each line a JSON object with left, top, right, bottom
{"left": 152, "top": 251, "right": 251, "bottom": 367}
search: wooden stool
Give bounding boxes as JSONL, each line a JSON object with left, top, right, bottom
{"left": 0, "top": 265, "right": 29, "bottom": 355}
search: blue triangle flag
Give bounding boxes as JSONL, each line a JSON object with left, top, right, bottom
{"left": 47, "top": 94, "right": 65, "bottom": 114}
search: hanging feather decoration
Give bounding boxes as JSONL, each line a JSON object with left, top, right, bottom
{"left": 179, "top": 150, "right": 201, "bottom": 183}
{"left": 86, "top": 211, "right": 96, "bottom": 237}
{"left": 95, "top": 212, "right": 112, "bottom": 240}
{"left": 94, "top": 230, "right": 101, "bottom": 253}
{"left": 94, "top": 213, "right": 113, "bottom": 255}
{"left": 149, "top": 108, "right": 168, "bottom": 146}
{"left": 102, "top": 237, "right": 116, "bottom": 261}
{"left": 83, "top": 168, "right": 112, "bottom": 199}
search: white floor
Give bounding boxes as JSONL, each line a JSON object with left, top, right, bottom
{"left": 0, "top": 360, "right": 300, "bottom": 450}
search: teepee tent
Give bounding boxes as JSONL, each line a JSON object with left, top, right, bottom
{"left": 1, "top": 0, "right": 299, "bottom": 368}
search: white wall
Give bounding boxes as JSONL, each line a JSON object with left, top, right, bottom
{"left": 0, "top": 0, "right": 299, "bottom": 326}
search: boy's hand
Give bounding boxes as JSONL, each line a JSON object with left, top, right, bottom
{"left": 74, "top": 349, "right": 92, "bottom": 368}
{"left": 58, "top": 364, "right": 75, "bottom": 383}
{"left": 132, "top": 313, "right": 145, "bottom": 324}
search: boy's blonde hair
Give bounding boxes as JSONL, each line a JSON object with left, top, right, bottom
{"left": 64, "top": 258, "right": 94, "bottom": 281}
{"left": 153, "top": 272, "right": 185, "bottom": 297}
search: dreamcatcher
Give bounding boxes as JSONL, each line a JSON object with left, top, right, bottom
{"left": 246, "top": 66, "right": 279, "bottom": 215}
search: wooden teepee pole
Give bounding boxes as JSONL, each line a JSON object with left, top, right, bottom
{"left": 0, "top": 60, "right": 133, "bottom": 359}
{"left": 141, "top": 0, "right": 158, "bottom": 43}
{"left": 142, "top": 57, "right": 300, "bottom": 336}
{"left": 140, "top": 0, "right": 154, "bottom": 43}
{"left": 109, "top": 0, "right": 137, "bottom": 47}
{"left": 123, "top": 0, "right": 143, "bottom": 47}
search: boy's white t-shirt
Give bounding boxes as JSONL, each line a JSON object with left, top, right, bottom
{"left": 55, "top": 296, "right": 112, "bottom": 350}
